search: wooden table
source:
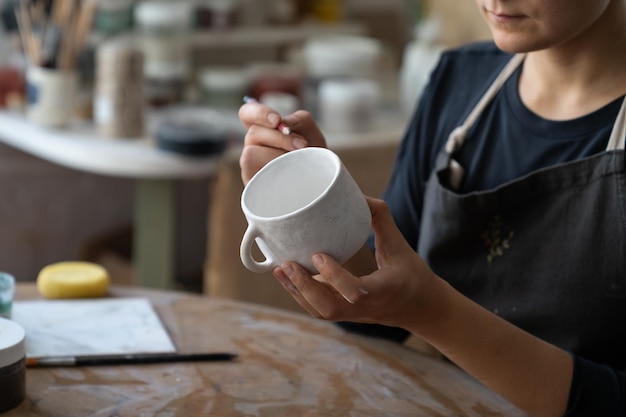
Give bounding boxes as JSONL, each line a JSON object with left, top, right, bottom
{"left": 8, "top": 284, "right": 527, "bottom": 417}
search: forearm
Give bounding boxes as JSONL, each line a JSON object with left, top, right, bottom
{"left": 342, "top": 248, "right": 573, "bottom": 416}
{"left": 281, "top": 197, "right": 573, "bottom": 416}
{"left": 409, "top": 279, "right": 573, "bottom": 417}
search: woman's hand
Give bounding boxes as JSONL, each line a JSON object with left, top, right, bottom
{"left": 272, "top": 196, "right": 448, "bottom": 332}
{"left": 273, "top": 196, "right": 574, "bottom": 417}
{"left": 238, "top": 101, "right": 327, "bottom": 185}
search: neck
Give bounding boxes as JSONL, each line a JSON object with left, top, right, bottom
{"left": 519, "top": 1, "right": 626, "bottom": 120}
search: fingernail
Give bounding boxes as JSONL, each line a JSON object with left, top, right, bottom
{"left": 312, "top": 254, "right": 324, "bottom": 267}
{"left": 268, "top": 113, "right": 280, "bottom": 126}
{"left": 292, "top": 137, "right": 308, "bottom": 149}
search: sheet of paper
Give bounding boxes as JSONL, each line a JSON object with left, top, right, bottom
{"left": 12, "top": 298, "right": 176, "bottom": 358}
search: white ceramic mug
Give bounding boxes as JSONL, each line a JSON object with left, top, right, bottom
{"left": 240, "top": 147, "right": 371, "bottom": 274}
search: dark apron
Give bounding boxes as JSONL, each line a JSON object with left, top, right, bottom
{"left": 417, "top": 55, "right": 626, "bottom": 369}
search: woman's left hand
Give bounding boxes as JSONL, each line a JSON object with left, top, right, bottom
{"left": 272, "top": 196, "right": 448, "bottom": 332}
{"left": 274, "top": 196, "right": 575, "bottom": 417}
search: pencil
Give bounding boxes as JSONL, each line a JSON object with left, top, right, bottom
{"left": 243, "top": 96, "right": 291, "bottom": 135}
{"left": 26, "top": 352, "right": 238, "bottom": 367}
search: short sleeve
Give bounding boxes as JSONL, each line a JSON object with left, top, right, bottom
{"left": 564, "top": 353, "right": 626, "bottom": 416}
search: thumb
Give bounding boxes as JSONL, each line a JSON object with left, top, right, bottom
{"left": 366, "top": 196, "right": 411, "bottom": 268}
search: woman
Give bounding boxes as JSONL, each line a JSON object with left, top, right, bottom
{"left": 238, "top": 1, "right": 626, "bottom": 416}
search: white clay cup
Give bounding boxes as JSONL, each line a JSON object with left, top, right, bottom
{"left": 26, "top": 66, "right": 77, "bottom": 128}
{"left": 240, "top": 147, "right": 371, "bottom": 274}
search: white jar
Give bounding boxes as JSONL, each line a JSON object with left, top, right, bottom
{"left": 399, "top": 18, "right": 445, "bottom": 117}
{"left": 0, "top": 318, "right": 26, "bottom": 413}
{"left": 318, "top": 78, "right": 380, "bottom": 134}
{"left": 134, "top": 0, "right": 194, "bottom": 104}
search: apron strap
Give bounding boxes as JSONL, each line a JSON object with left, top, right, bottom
{"left": 445, "top": 53, "right": 525, "bottom": 190}
{"left": 443, "top": 55, "right": 625, "bottom": 191}
{"left": 606, "top": 96, "right": 626, "bottom": 151}
{"left": 445, "top": 54, "right": 526, "bottom": 154}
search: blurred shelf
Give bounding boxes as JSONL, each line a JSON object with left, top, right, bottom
{"left": 0, "top": 110, "right": 227, "bottom": 180}
{"left": 0, "top": 109, "right": 236, "bottom": 290}
{"left": 190, "top": 21, "right": 367, "bottom": 48}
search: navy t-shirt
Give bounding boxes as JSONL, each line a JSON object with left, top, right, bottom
{"left": 386, "top": 42, "right": 622, "bottom": 249}
{"left": 350, "top": 41, "right": 626, "bottom": 415}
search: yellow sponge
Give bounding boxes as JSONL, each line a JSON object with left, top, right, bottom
{"left": 37, "top": 261, "right": 110, "bottom": 299}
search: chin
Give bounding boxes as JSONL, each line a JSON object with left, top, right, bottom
{"left": 491, "top": 33, "right": 549, "bottom": 54}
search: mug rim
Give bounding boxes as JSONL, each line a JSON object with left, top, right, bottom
{"left": 241, "top": 147, "right": 341, "bottom": 221}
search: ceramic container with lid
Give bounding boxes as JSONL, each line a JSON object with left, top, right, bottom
{"left": 134, "top": 0, "right": 194, "bottom": 106}
{"left": 0, "top": 318, "right": 26, "bottom": 413}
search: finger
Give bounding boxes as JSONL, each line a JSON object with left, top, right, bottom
{"left": 281, "top": 110, "right": 327, "bottom": 148}
{"left": 238, "top": 102, "right": 283, "bottom": 130}
{"left": 280, "top": 262, "right": 349, "bottom": 321}
{"left": 365, "top": 196, "right": 412, "bottom": 268}
{"left": 243, "top": 123, "right": 307, "bottom": 150}
{"left": 240, "top": 104, "right": 310, "bottom": 151}
{"left": 311, "top": 253, "right": 369, "bottom": 304}
{"left": 273, "top": 266, "right": 324, "bottom": 318}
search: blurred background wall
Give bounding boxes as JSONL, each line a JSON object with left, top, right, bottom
{"left": 0, "top": 0, "right": 491, "bottom": 292}
{"left": 426, "top": 0, "right": 491, "bottom": 47}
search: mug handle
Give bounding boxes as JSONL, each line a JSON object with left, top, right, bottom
{"left": 240, "top": 225, "right": 275, "bottom": 273}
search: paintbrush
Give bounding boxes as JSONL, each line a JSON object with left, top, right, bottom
{"left": 27, "top": 352, "right": 238, "bottom": 367}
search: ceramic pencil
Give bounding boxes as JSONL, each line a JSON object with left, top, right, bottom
{"left": 26, "top": 352, "right": 238, "bottom": 367}
{"left": 243, "top": 96, "right": 291, "bottom": 135}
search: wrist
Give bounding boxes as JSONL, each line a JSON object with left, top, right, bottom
{"left": 403, "top": 274, "right": 456, "bottom": 337}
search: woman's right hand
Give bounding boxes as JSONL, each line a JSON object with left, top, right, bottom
{"left": 238, "top": 101, "right": 327, "bottom": 185}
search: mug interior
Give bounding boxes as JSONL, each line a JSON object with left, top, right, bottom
{"left": 243, "top": 149, "right": 339, "bottom": 218}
